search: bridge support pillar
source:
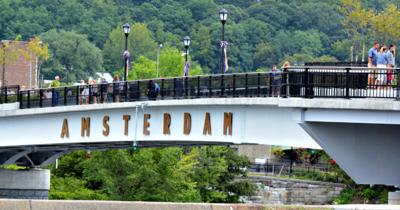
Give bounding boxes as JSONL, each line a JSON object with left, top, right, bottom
{"left": 389, "top": 191, "right": 400, "bottom": 205}
{"left": 0, "top": 168, "right": 50, "bottom": 199}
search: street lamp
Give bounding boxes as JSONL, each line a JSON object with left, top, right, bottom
{"left": 219, "top": 8, "right": 228, "bottom": 74}
{"left": 122, "top": 23, "right": 130, "bottom": 81}
{"left": 156, "top": 43, "right": 163, "bottom": 78}
{"left": 183, "top": 36, "right": 191, "bottom": 76}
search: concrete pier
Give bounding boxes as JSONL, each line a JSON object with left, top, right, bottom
{"left": 0, "top": 169, "right": 50, "bottom": 199}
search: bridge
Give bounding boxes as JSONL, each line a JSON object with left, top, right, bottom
{"left": 0, "top": 66, "right": 400, "bottom": 199}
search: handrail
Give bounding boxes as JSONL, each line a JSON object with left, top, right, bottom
{"left": 0, "top": 66, "right": 398, "bottom": 109}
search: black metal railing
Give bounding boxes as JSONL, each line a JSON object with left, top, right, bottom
{"left": 1, "top": 66, "right": 399, "bottom": 109}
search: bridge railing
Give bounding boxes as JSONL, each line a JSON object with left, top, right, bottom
{"left": 0, "top": 85, "right": 20, "bottom": 104}
{"left": 18, "top": 72, "right": 283, "bottom": 109}
{"left": 286, "top": 67, "right": 400, "bottom": 99}
{"left": 10, "top": 66, "right": 400, "bottom": 109}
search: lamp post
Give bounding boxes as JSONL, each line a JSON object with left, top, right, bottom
{"left": 122, "top": 23, "right": 131, "bottom": 81}
{"left": 156, "top": 43, "right": 163, "bottom": 78}
{"left": 183, "top": 36, "right": 191, "bottom": 76}
{"left": 219, "top": 8, "right": 228, "bottom": 74}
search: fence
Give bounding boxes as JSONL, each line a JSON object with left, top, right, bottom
{"left": 249, "top": 158, "right": 330, "bottom": 176}
{"left": 1, "top": 66, "right": 399, "bottom": 109}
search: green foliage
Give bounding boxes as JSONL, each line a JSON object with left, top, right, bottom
{"left": 40, "top": 29, "right": 104, "bottom": 83}
{"left": 333, "top": 185, "right": 393, "bottom": 204}
{"left": 50, "top": 146, "right": 255, "bottom": 203}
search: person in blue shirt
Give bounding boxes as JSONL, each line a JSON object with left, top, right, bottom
{"left": 376, "top": 46, "right": 388, "bottom": 87}
{"left": 368, "top": 42, "right": 379, "bottom": 87}
{"left": 368, "top": 42, "right": 379, "bottom": 67}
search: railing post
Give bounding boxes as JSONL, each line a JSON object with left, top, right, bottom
{"left": 51, "top": 88, "right": 55, "bottom": 106}
{"left": 197, "top": 76, "right": 200, "bottom": 98}
{"left": 233, "top": 74, "right": 236, "bottom": 97}
{"left": 220, "top": 75, "right": 224, "bottom": 97}
{"left": 245, "top": 73, "right": 248, "bottom": 97}
{"left": 27, "top": 90, "right": 31, "bottom": 109}
{"left": 285, "top": 68, "right": 290, "bottom": 98}
{"left": 257, "top": 73, "right": 261, "bottom": 97}
{"left": 124, "top": 81, "right": 128, "bottom": 102}
{"left": 76, "top": 86, "right": 80, "bottom": 105}
{"left": 64, "top": 87, "right": 67, "bottom": 105}
{"left": 208, "top": 76, "right": 212, "bottom": 97}
{"left": 173, "top": 78, "right": 177, "bottom": 98}
{"left": 304, "top": 68, "right": 309, "bottom": 98}
{"left": 161, "top": 79, "right": 165, "bottom": 100}
{"left": 136, "top": 81, "right": 140, "bottom": 101}
{"left": 112, "top": 83, "right": 116, "bottom": 102}
{"left": 397, "top": 69, "right": 400, "bottom": 100}
{"left": 17, "top": 86, "right": 20, "bottom": 103}
{"left": 19, "top": 92, "right": 23, "bottom": 109}
{"left": 268, "top": 73, "right": 273, "bottom": 97}
{"left": 4, "top": 87, "right": 7, "bottom": 104}
{"left": 88, "top": 85, "right": 92, "bottom": 104}
{"left": 39, "top": 89, "right": 43, "bottom": 108}
{"left": 185, "top": 77, "right": 189, "bottom": 98}
{"left": 346, "top": 67, "right": 350, "bottom": 99}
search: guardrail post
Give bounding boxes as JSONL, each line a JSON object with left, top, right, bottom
{"left": 161, "top": 79, "right": 164, "bottom": 100}
{"left": 304, "top": 68, "right": 309, "bottom": 98}
{"left": 346, "top": 67, "right": 350, "bottom": 99}
{"left": 208, "top": 76, "right": 212, "bottom": 97}
{"left": 124, "top": 81, "right": 128, "bottom": 102}
{"left": 173, "top": 78, "right": 177, "bottom": 98}
{"left": 185, "top": 77, "right": 189, "bottom": 98}
{"left": 64, "top": 87, "right": 68, "bottom": 105}
{"left": 17, "top": 86, "right": 20, "bottom": 103}
{"left": 136, "top": 81, "right": 140, "bottom": 101}
{"left": 233, "top": 74, "right": 236, "bottom": 97}
{"left": 76, "top": 86, "right": 80, "bottom": 105}
{"left": 257, "top": 73, "right": 261, "bottom": 97}
{"left": 197, "top": 76, "right": 200, "bottom": 98}
{"left": 220, "top": 74, "right": 224, "bottom": 97}
{"left": 397, "top": 69, "right": 400, "bottom": 100}
{"left": 4, "top": 87, "right": 7, "bottom": 103}
{"left": 27, "top": 90, "right": 31, "bottom": 109}
{"left": 245, "top": 73, "right": 248, "bottom": 97}
{"left": 19, "top": 92, "right": 23, "bottom": 109}
{"left": 51, "top": 88, "right": 55, "bottom": 106}
{"left": 88, "top": 85, "right": 92, "bottom": 104}
{"left": 39, "top": 89, "right": 43, "bottom": 108}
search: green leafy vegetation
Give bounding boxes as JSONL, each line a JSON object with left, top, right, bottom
{"left": 49, "top": 146, "right": 255, "bottom": 203}
{"left": 1, "top": 0, "right": 400, "bottom": 83}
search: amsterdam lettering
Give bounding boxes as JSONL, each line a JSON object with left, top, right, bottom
{"left": 60, "top": 112, "right": 233, "bottom": 138}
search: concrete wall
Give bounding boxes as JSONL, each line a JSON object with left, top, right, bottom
{"left": 232, "top": 145, "right": 272, "bottom": 163}
{"left": 245, "top": 176, "right": 345, "bottom": 205}
{"left": 0, "top": 200, "right": 333, "bottom": 210}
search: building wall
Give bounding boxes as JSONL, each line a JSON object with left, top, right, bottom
{"left": 0, "top": 41, "right": 37, "bottom": 89}
{"left": 233, "top": 144, "right": 272, "bottom": 163}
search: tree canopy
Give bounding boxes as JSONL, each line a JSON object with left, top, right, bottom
{"left": 1, "top": 0, "right": 400, "bottom": 83}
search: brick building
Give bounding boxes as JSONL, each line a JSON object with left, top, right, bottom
{"left": 0, "top": 40, "right": 37, "bottom": 89}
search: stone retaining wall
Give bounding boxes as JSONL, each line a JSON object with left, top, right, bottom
{"left": 244, "top": 176, "right": 346, "bottom": 205}
{"left": 0, "top": 200, "right": 333, "bottom": 210}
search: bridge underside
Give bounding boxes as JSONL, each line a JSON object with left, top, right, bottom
{"left": 0, "top": 141, "right": 230, "bottom": 167}
{"left": 301, "top": 122, "right": 400, "bottom": 186}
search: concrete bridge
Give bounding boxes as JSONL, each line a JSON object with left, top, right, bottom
{"left": 1, "top": 67, "right": 400, "bottom": 200}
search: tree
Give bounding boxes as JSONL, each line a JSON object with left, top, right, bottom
{"left": 40, "top": 29, "right": 104, "bottom": 83}
{"left": 370, "top": 4, "right": 400, "bottom": 44}
{"left": 103, "top": 23, "right": 157, "bottom": 74}
{"left": 339, "top": 0, "right": 374, "bottom": 60}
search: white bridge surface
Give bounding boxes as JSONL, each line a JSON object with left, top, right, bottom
{"left": 0, "top": 98, "right": 319, "bottom": 149}
{"left": 2, "top": 97, "right": 400, "bottom": 185}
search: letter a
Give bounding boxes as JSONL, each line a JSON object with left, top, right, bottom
{"left": 61, "top": 119, "right": 69, "bottom": 138}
